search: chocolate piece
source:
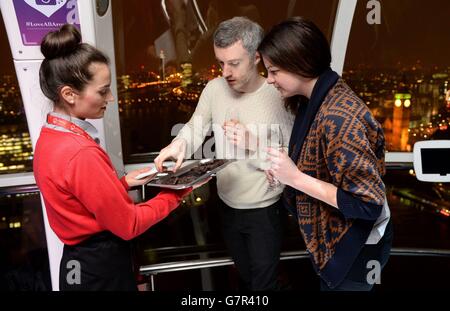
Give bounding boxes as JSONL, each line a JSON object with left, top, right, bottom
{"left": 155, "top": 159, "right": 228, "bottom": 185}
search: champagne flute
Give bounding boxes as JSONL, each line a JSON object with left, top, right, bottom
{"left": 266, "top": 124, "right": 285, "bottom": 191}
{"left": 223, "top": 106, "right": 240, "bottom": 159}
{"left": 224, "top": 106, "right": 240, "bottom": 124}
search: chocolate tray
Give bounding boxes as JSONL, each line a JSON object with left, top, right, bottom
{"left": 145, "top": 159, "right": 234, "bottom": 190}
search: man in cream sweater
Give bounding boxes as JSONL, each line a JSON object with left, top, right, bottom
{"left": 155, "top": 17, "right": 294, "bottom": 290}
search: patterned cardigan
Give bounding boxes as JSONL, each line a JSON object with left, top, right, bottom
{"left": 291, "top": 78, "right": 386, "bottom": 286}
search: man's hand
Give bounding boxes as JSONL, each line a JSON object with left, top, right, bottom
{"left": 154, "top": 138, "right": 187, "bottom": 172}
{"left": 223, "top": 121, "right": 258, "bottom": 152}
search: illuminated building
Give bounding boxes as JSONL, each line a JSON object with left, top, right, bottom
{"left": 180, "top": 62, "right": 193, "bottom": 87}
{"left": 392, "top": 91, "right": 412, "bottom": 151}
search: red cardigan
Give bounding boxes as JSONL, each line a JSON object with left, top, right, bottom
{"left": 33, "top": 127, "right": 190, "bottom": 245}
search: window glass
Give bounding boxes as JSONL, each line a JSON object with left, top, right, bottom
{"left": 343, "top": 0, "right": 450, "bottom": 152}
{"left": 384, "top": 169, "right": 450, "bottom": 249}
{"left": 0, "top": 189, "right": 51, "bottom": 290}
{"left": 0, "top": 14, "right": 33, "bottom": 174}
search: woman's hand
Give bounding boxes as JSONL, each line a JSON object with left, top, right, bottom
{"left": 125, "top": 168, "right": 157, "bottom": 187}
{"left": 267, "top": 147, "right": 338, "bottom": 208}
{"left": 266, "top": 147, "right": 300, "bottom": 187}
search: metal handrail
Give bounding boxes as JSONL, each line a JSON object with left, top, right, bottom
{"left": 389, "top": 247, "right": 450, "bottom": 257}
{"left": 139, "top": 247, "right": 450, "bottom": 291}
{"left": 0, "top": 183, "right": 39, "bottom": 195}
{"left": 140, "top": 247, "right": 450, "bottom": 276}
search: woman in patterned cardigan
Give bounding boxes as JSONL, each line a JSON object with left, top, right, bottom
{"left": 258, "top": 17, "right": 393, "bottom": 291}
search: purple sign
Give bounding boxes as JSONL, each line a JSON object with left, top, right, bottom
{"left": 13, "top": 0, "right": 80, "bottom": 46}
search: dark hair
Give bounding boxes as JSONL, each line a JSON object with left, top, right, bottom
{"left": 258, "top": 17, "right": 331, "bottom": 113}
{"left": 39, "top": 24, "right": 109, "bottom": 104}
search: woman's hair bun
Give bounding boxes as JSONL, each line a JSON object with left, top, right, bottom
{"left": 40, "top": 24, "right": 81, "bottom": 60}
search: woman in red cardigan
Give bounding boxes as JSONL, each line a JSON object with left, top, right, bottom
{"left": 33, "top": 24, "right": 207, "bottom": 291}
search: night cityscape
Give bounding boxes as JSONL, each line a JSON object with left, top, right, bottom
{"left": 1, "top": 62, "right": 449, "bottom": 173}
{"left": 0, "top": 75, "right": 33, "bottom": 174}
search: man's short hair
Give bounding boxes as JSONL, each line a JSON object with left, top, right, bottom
{"left": 213, "top": 16, "right": 264, "bottom": 56}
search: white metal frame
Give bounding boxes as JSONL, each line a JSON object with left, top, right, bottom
{"left": 330, "top": 0, "right": 413, "bottom": 164}
{"left": 413, "top": 140, "right": 450, "bottom": 182}
{"left": 79, "top": 0, "right": 124, "bottom": 172}
{"left": 330, "top": 0, "right": 357, "bottom": 75}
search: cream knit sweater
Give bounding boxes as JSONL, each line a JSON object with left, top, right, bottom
{"left": 176, "top": 77, "right": 294, "bottom": 209}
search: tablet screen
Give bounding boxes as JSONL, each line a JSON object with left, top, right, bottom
{"left": 421, "top": 148, "right": 450, "bottom": 175}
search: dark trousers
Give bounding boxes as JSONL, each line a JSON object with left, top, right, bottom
{"left": 219, "top": 200, "right": 282, "bottom": 291}
{"left": 320, "top": 219, "right": 394, "bottom": 291}
{"left": 59, "top": 232, "right": 137, "bottom": 291}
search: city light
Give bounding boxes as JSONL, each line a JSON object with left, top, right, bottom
{"left": 8, "top": 222, "right": 21, "bottom": 229}
{"left": 0, "top": 128, "right": 32, "bottom": 174}
{"left": 439, "top": 209, "right": 450, "bottom": 217}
